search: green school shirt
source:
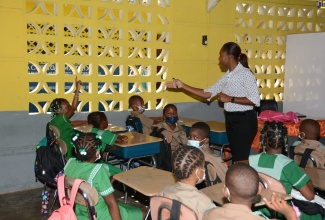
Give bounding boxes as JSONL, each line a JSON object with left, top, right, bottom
{"left": 64, "top": 158, "right": 142, "bottom": 220}
{"left": 249, "top": 153, "right": 322, "bottom": 220}
{"left": 90, "top": 127, "right": 117, "bottom": 153}
{"left": 50, "top": 113, "right": 76, "bottom": 158}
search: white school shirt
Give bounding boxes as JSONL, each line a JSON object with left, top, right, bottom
{"left": 204, "top": 63, "right": 260, "bottom": 112}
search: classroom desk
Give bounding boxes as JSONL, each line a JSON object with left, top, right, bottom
{"left": 200, "top": 183, "right": 292, "bottom": 207}
{"left": 178, "top": 116, "right": 200, "bottom": 125}
{"left": 113, "top": 166, "right": 177, "bottom": 219}
{"left": 73, "top": 124, "right": 126, "bottom": 133}
{"left": 303, "top": 168, "right": 325, "bottom": 191}
{"left": 111, "top": 132, "right": 162, "bottom": 170}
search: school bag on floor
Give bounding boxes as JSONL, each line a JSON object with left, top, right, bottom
{"left": 48, "top": 175, "right": 85, "bottom": 220}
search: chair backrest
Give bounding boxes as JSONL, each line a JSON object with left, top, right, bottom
{"left": 49, "top": 124, "right": 61, "bottom": 138}
{"left": 64, "top": 175, "right": 99, "bottom": 220}
{"left": 257, "top": 99, "right": 278, "bottom": 115}
{"left": 150, "top": 196, "right": 198, "bottom": 220}
{"left": 258, "top": 172, "right": 286, "bottom": 194}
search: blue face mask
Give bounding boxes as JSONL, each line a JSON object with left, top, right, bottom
{"left": 165, "top": 116, "right": 179, "bottom": 125}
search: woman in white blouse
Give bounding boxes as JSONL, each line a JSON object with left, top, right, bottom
{"left": 166, "top": 42, "right": 260, "bottom": 163}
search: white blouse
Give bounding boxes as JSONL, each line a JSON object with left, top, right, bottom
{"left": 204, "top": 63, "right": 260, "bottom": 112}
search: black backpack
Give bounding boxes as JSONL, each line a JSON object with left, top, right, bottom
{"left": 125, "top": 115, "right": 143, "bottom": 133}
{"left": 34, "top": 124, "right": 65, "bottom": 187}
{"left": 150, "top": 127, "right": 172, "bottom": 172}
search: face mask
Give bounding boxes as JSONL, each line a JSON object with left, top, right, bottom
{"left": 195, "top": 168, "right": 206, "bottom": 184}
{"left": 298, "top": 132, "right": 305, "bottom": 140}
{"left": 165, "top": 116, "right": 179, "bottom": 125}
{"left": 225, "top": 186, "right": 231, "bottom": 202}
{"left": 187, "top": 138, "right": 206, "bottom": 148}
{"left": 137, "top": 105, "right": 145, "bottom": 114}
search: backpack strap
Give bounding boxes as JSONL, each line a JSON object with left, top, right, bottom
{"left": 204, "top": 161, "right": 220, "bottom": 186}
{"left": 57, "top": 174, "right": 67, "bottom": 206}
{"left": 69, "top": 178, "right": 85, "bottom": 206}
{"left": 300, "top": 148, "right": 314, "bottom": 168}
{"left": 170, "top": 199, "right": 181, "bottom": 220}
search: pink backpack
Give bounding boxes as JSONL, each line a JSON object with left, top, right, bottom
{"left": 48, "top": 175, "right": 84, "bottom": 220}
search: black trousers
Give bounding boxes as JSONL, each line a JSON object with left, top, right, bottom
{"left": 225, "top": 110, "right": 257, "bottom": 163}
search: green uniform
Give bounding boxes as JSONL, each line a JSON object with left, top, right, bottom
{"left": 90, "top": 127, "right": 117, "bottom": 154}
{"left": 50, "top": 113, "right": 76, "bottom": 158}
{"left": 249, "top": 153, "right": 322, "bottom": 220}
{"left": 64, "top": 158, "right": 142, "bottom": 220}
{"left": 90, "top": 127, "right": 122, "bottom": 176}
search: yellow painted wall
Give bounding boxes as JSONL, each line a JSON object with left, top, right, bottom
{"left": 0, "top": 0, "right": 323, "bottom": 112}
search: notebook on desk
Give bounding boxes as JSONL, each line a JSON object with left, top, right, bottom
{"left": 295, "top": 112, "right": 306, "bottom": 118}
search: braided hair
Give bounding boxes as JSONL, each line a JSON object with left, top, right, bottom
{"left": 260, "top": 121, "right": 288, "bottom": 151}
{"left": 72, "top": 133, "right": 102, "bottom": 162}
{"left": 87, "top": 111, "right": 107, "bottom": 129}
{"left": 49, "top": 98, "right": 67, "bottom": 119}
{"left": 172, "top": 145, "right": 205, "bottom": 180}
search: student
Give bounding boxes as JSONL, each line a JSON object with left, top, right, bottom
{"left": 87, "top": 111, "right": 128, "bottom": 153}
{"left": 158, "top": 145, "right": 216, "bottom": 220}
{"left": 87, "top": 111, "right": 128, "bottom": 176}
{"left": 187, "top": 122, "right": 228, "bottom": 182}
{"left": 154, "top": 104, "right": 187, "bottom": 153}
{"left": 294, "top": 119, "right": 325, "bottom": 168}
{"left": 64, "top": 133, "right": 144, "bottom": 220}
{"left": 49, "top": 77, "right": 87, "bottom": 158}
{"left": 249, "top": 121, "right": 321, "bottom": 220}
{"left": 128, "top": 95, "right": 163, "bottom": 135}
{"left": 203, "top": 163, "right": 297, "bottom": 220}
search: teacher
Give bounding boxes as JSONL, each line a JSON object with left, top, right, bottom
{"left": 167, "top": 42, "right": 260, "bottom": 163}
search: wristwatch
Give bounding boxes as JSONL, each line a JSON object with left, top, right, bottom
{"left": 230, "top": 97, "right": 235, "bottom": 103}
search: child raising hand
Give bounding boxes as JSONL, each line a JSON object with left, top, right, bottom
{"left": 49, "top": 77, "right": 87, "bottom": 158}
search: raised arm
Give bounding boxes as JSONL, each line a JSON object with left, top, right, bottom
{"left": 66, "top": 77, "right": 82, "bottom": 119}
{"left": 166, "top": 79, "right": 212, "bottom": 99}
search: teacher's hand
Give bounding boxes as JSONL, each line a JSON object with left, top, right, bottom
{"left": 166, "top": 78, "right": 183, "bottom": 89}
{"left": 217, "top": 92, "right": 231, "bottom": 103}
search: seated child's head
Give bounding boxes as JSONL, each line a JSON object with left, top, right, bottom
{"left": 260, "top": 121, "right": 288, "bottom": 152}
{"left": 188, "top": 122, "right": 210, "bottom": 148}
{"left": 49, "top": 98, "right": 70, "bottom": 118}
{"left": 72, "top": 133, "right": 102, "bottom": 162}
{"left": 87, "top": 111, "right": 108, "bottom": 130}
{"left": 299, "top": 119, "right": 320, "bottom": 140}
{"left": 172, "top": 145, "right": 206, "bottom": 185}
{"left": 223, "top": 163, "right": 260, "bottom": 203}
{"left": 129, "top": 95, "right": 145, "bottom": 113}
{"left": 163, "top": 104, "right": 179, "bottom": 126}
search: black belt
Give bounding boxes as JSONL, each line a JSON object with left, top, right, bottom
{"left": 225, "top": 110, "right": 255, "bottom": 116}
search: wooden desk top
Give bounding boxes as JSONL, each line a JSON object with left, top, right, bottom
{"left": 74, "top": 124, "right": 126, "bottom": 133}
{"left": 114, "top": 132, "right": 162, "bottom": 147}
{"left": 113, "top": 166, "right": 177, "bottom": 196}
{"left": 200, "top": 184, "right": 291, "bottom": 207}
{"left": 303, "top": 168, "right": 325, "bottom": 190}
{"left": 178, "top": 117, "right": 200, "bottom": 125}
{"left": 183, "top": 120, "right": 226, "bottom": 133}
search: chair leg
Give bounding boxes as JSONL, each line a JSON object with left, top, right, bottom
{"left": 49, "top": 189, "right": 58, "bottom": 212}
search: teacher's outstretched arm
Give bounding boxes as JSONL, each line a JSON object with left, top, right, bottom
{"left": 166, "top": 79, "right": 212, "bottom": 99}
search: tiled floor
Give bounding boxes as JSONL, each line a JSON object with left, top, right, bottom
{"left": 0, "top": 182, "right": 149, "bottom": 220}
